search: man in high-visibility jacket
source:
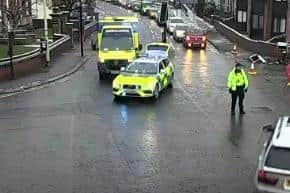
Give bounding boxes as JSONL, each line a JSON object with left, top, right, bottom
{"left": 227, "top": 63, "right": 249, "bottom": 115}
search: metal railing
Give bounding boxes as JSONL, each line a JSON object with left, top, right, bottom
{"left": 0, "top": 34, "right": 71, "bottom": 67}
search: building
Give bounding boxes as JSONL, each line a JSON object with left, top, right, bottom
{"left": 287, "top": 0, "right": 290, "bottom": 43}
{"left": 235, "top": 0, "right": 288, "bottom": 40}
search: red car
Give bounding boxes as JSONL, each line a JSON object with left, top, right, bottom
{"left": 183, "top": 28, "right": 207, "bottom": 49}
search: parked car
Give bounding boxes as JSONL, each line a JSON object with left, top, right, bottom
{"left": 127, "top": 0, "right": 136, "bottom": 9}
{"left": 166, "top": 17, "right": 185, "bottom": 34}
{"left": 173, "top": 24, "right": 188, "bottom": 42}
{"left": 255, "top": 116, "right": 290, "bottom": 193}
{"left": 140, "top": 1, "right": 153, "bottom": 15}
{"left": 148, "top": 5, "right": 159, "bottom": 19}
{"left": 183, "top": 28, "right": 207, "bottom": 49}
{"left": 132, "top": 1, "right": 141, "bottom": 11}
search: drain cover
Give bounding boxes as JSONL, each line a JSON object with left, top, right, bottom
{"left": 250, "top": 106, "right": 272, "bottom": 112}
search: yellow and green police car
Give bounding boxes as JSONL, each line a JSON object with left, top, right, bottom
{"left": 112, "top": 54, "right": 174, "bottom": 100}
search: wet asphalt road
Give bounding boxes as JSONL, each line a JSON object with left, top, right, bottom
{"left": 1, "top": 2, "right": 290, "bottom": 193}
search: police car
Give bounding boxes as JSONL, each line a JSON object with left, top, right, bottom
{"left": 255, "top": 116, "right": 290, "bottom": 193}
{"left": 112, "top": 54, "right": 174, "bottom": 100}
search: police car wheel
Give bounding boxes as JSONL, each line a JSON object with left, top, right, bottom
{"left": 168, "top": 74, "right": 174, "bottom": 88}
{"left": 92, "top": 44, "right": 96, "bottom": 51}
{"left": 114, "top": 95, "right": 121, "bottom": 102}
{"left": 99, "top": 72, "right": 106, "bottom": 80}
{"left": 153, "top": 85, "right": 159, "bottom": 101}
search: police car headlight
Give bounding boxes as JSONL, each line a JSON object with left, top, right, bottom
{"left": 113, "top": 83, "right": 122, "bottom": 89}
{"left": 99, "top": 58, "right": 105, "bottom": 63}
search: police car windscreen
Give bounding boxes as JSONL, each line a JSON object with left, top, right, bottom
{"left": 126, "top": 62, "right": 157, "bottom": 74}
{"left": 101, "top": 29, "right": 134, "bottom": 51}
{"left": 265, "top": 146, "right": 290, "bottom": 170}
{"left": 147, "top": 45, "right": 167, "bottom": 51}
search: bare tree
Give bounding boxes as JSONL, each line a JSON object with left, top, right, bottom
{"left": 2, "top": 0, "right": 33, "bottom": 32}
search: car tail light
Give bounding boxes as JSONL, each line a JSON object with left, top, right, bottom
{"left": 186, "top": 36, "right": 190, "bottom": 41}
{"left": 202, "top": 36, "right": 206, "bottom": 42}
{"left": 258, "top": 170, "right": 278, "bottom": 185}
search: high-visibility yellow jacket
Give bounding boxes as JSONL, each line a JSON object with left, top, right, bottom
{"left": 227, "top": 68, "right": 249, "bottom": 91}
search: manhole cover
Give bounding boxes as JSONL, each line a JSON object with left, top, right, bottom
{"left": 250, "top": 106, "right": 272, "bottom": 112}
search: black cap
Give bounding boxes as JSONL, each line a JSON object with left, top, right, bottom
{"left": 235, "top": 62, "right": 242, "bottom": 67}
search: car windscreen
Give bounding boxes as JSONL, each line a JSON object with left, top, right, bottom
{"left": 265, "top": 146, "right": 290, "bottom": 170}
{"left": 176, "top": 25, "right": 187, "bottom": 31}
{"left": 187, "top": 29, "right": 204, "bottom": 36}
{"left": 171, "top": 19, "right": 183, "bottom": 23}
{"left": 126, "top": 62, "right": 157, "bottom": 74}
{"left": 101, "top": 29, "right": 134, "bottom": 51}
{"left": 147, "top": 45, "right": 168, "bottom": 51}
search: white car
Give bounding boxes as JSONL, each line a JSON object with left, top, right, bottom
{"left": 166, "top": 17, "right": 185, "bottom": 34}
{"left": 255, "top": 116, "right": 290, "bottom": 193}
{"left": 173, "top": 24, "right": 188, "bottom": 41}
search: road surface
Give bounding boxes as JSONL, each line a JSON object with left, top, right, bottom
{"left": 0, "top": 2, "right": 289, "bottom": 193}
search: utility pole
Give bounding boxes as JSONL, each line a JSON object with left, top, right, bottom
{"left": 43, "top": 0, "right": 50, "bottom": 66}
{"left": 6, "top": 0, "right": 14, "bottom": 79}
{"left": 0, "top": 0, "right": 4, "bottom": 33}
{"left": 161, "top": 2, "right": 168, "bottom": 43}
{"left": 79, "top": 0, "right": 84, "bottom": 57}
{"left": 104, "top": 0, "right": 107, "bottom": 15}
{"left": 140, "top": 0, "right": 143, "bottom": 15}
{"left": 286, "top": 0, "right": 290, "bottom": 44}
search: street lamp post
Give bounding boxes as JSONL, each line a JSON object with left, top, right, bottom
{"left": 43, "top": 0, "right": 50, "bottom": 67}
{"left": 79, "top": 0, "right": 84, "bottom": 57}
{"left": 6, "top": 0, "right": 14, "bottom": 79}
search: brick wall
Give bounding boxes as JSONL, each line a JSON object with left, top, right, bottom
{"left": 0, "top": 35, "right": 71, "bottom": 82}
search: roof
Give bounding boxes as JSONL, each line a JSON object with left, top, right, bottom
{"left": 170, "top": 16, "right": 183, "bottom": 20}
{"left": 272, "top": 116, "right": 290, "bottom": 148}
{"left": 102, "top": 25, "right": 133, "bottom": 30}
{"left": 103, "top": 16, "right": 138, "bottom": 22}
{"left": 134, "top": 56, "right": 161, "bottom": 63}
{"left": 146, "top": 42, "right": 170, "bottom": 47}
{"left": 145, "top": 50, "right": 168, "bottom": 58}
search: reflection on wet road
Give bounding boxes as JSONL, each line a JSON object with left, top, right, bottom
{"left": 0, "top": 2, "right": 289, "bottom": 193}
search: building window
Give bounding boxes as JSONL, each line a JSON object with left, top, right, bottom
{"left": 252, "top": 15, "right": 264, "bottom": 29}
{"left": 237, "top": 10, "right": 247, "bottom": 23}
{"left": 273, "top": 17, "right": 286, "bottom": 33}
{"left": 280, "top": 18, "right": 286, "bottom": 33}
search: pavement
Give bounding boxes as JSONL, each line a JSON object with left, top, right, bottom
{"left": 1, "top": 2, "right": 290, "bottom": 193}
{"left": 0, "top": 45, "right": 90, "bottom": 94}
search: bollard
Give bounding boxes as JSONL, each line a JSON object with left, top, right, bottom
{"left": 286, "top": 64, "right": 290, "bottom": 86}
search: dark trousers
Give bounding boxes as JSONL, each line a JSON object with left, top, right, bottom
{"left": 231, "top": 87, "right": 245, "bottom": 113}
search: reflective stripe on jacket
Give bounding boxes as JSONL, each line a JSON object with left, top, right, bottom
{"left": 227, "top": 68, "right": 249, "bottom": 91}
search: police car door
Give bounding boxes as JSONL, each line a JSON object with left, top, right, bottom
{"left": 159, "top": 60, "right": 168, "bottom": 88}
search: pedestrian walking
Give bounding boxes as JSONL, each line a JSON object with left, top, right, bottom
{"left": 227, "top": 63, "right": 249, "bottom": 115}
